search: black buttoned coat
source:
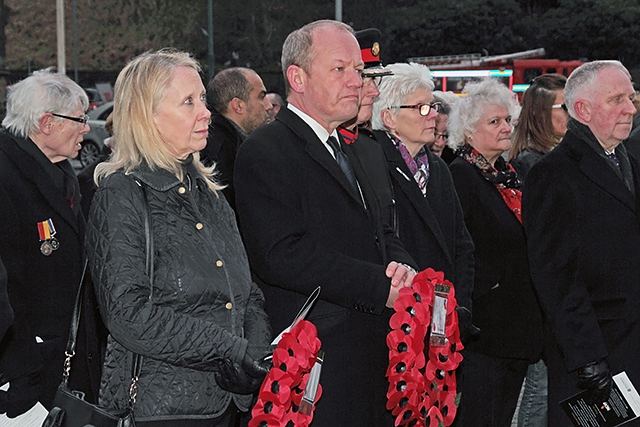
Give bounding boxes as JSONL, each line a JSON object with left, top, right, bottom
{"left": 234, "top": 107, "right": 415, "bottom": 426}
{"left": 523, "top": 128, "right": 640, "bottom": 425}
{"left": 0, "top": 130, "right": 102, "bottom": 407}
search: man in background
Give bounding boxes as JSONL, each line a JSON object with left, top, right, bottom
{"left": 265, "top": 92, "right": 284, "bottom": 123}
{"left": 201, "top": 67, "right": 272, "bottom": 208}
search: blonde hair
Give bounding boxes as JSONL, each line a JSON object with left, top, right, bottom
{"left": 95, "top": 49, "right": 221, "bottom": 191}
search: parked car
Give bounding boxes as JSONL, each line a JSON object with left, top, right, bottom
{"left": 84, "top": 88, "right": 103, "bottom": 111}
{"left": 78, "top": 101, "right": 113, "bottom": 167}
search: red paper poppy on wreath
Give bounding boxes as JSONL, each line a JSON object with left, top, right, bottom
{"left": 386, "top": 268, "right": 463, "bottom": 427}
{"left": 438, "top": 391, "right": 459, "bottom": 425}
{"left": 260, "top": 368, "right": 295, "bottom": 405}
{"left": 250, "top": 320, "right": 322, "bottom": 427}
{"left": 393, "top": 291, "right": 431, "bottom": 325}
{"left": 424, "top": 406, "right": 445, "bottom": 427}
{"left": 251, "top": 390, "right": 287, "bottom": 421}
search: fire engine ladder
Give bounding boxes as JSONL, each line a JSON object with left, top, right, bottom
{"left": 408, "top": 48, "right": 546, "bottom": 69}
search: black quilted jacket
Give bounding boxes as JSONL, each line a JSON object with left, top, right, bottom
{"left": 85, "top": 160, "right": 271, "bottom": 421}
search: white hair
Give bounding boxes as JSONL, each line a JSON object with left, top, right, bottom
{"left": 372, "top": 62, "right": 434, "bottom": 131}
{"left": 447, "top": 78, "right": 519, "bottom": 150}
{"left": 564, "top": 60, "right": 630, "bottom": 118}
{"left": 2, "top": 68, "right": 89, "bottom": 138}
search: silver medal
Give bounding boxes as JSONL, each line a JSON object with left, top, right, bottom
{"left": 40, "top": 241, "right": 53, "bottom": 256}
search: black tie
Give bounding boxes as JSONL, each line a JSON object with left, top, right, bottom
{"left": 327, "top": 136, "right": 357, "bottom": 191}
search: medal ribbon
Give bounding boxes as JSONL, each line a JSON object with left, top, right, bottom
{"left": 37, "top": 219, "right": 56, "bottom": 241}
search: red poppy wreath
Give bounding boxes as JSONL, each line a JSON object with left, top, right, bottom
{"left": 386, "top": 268, "right": 463, "bottom": 427}
{"left": 249, "top": 319, "right": 323, "bottom": 427}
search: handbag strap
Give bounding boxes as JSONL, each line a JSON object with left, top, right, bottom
{"left": 62, "top": 259, "right": 90, "bottom": 384}
{"left": 129, "top": 179, "right": 153, "bottom": 405}
{"left": 62, "top": 177, "right": 154, "bottom": 410}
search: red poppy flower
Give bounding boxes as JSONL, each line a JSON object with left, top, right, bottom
{"left": 428, "top": 340, "right": 463, "bottom": 371}
{"left": 251, "top": 391, "right": 287, "bottom": 421}
{"left": 260, "top": 368, "right": 295, "bottom": 405}
{"left": 391, "top": 390, "right": 420, "bottom": 421}
{"left": 272, "top": 347, "right": 303, "bottom": 379}
{"left": 438, "top": 391, "right": 459, "bottom": 425}
{"left": 393, "top": 291, "right": 431, "bottom": 325}
{"left": 387, "top": 371, "right": 426, "bottom": 413}
{"left": 248, "top": 412, "right": 283, "bottom": 427}
{"left": 423, "top": 406, "right": 445, "bottom": 427}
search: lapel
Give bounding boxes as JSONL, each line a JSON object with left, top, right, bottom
{"left": 0, "top": 133, "right": 81, "bottom": 234}
{"left": 277, "top": 108, "right": 365, "bottom": 208}
{"left": 376, "top": 131, "right": 453, "bottom": 265}
{"left": 566, "top": 134, "right": 637, "bottom": 212}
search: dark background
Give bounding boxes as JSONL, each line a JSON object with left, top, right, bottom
{"left": 2, "top": 0, "right": 640, "bottom": 98}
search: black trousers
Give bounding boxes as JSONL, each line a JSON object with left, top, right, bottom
{"left": 456, "top": 350, "right": 530, "bottom": 427}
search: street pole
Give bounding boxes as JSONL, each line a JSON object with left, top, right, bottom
{"left": 207, "top": 0, "right": 214, "bottom": 82}
{"left": 335, "top": 0, "right": 342, "bottom": 22}
{"left": 56, "top": 0, "right": 65, "bottom": 75}
{"left": 72, "top": 0, "right": 78, "bottom": 82}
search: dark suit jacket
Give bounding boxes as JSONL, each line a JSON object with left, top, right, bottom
{"left": 510, "top": 149, "right": 545, "bottom": 184}
{"left": 0, "top": 257, "right": 13, "bottom": 343}
{"left": 200, "top": 110, "right": 244, "bottom": 209}
{"left": 234, "top": 107, "right": 415, "bottom": 426}
{"left": 0, "top": 131, "right": 102, "bottom": 407}
{"left": 523, "top": 128, "right": 640, "bottom": 422}
{"left": 374, "top": 131, "right": 475, "bottom": 311}
{"left": 449, "top": 157, "right": 543, "bottom": 360}
{"left": 624, "top": 124, "right": 640, "bottom": 161}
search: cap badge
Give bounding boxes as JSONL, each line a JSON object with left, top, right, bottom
{"left": 371, "top": 42, "right": 380, "bottom": 58}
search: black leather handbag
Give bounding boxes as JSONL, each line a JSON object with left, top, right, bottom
{"left": 43, "top": 180, "right": 155, "bottom": 427}
{"left": 41, "top": 261, "right": 140, "bottom": 427}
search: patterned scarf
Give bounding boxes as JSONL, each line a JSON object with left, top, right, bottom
{"left": 389, "top": 133, "right": 430, "bottom": 196}
{"left": 457, "top": 143, "right": 523, "bottom": 223}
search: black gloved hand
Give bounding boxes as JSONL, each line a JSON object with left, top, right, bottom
{"left": 213, "top": 351, "right": 272, "bottom": 395}
{"left": 577, "top": 359, "right": 612, "bottom": 405}
{"left": 0, "top": 371, "right": 41, "bottom": 418}
{"left": 455, "top": 306, "right": 480, "bottom": 345}
{"left": 241, "top": 351, "right": 272, "bottom": 379}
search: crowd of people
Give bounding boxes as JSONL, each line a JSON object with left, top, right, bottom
{"left": 1, "top": 18, "right": 639, "bottom": 427}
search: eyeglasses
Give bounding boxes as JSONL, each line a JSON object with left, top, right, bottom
{"left": 51, "top": 113, "right": 89, "bottom": 125}
{"left": 551, "top": 103, "right": 567, "bottom": 112}
{"left": 392, "top": 102, "right": 442, "bottom": 116}
{"left": 435, "top": 132, "right": 449, "bottom": 141}
{"left": 362, "top": 75, "right": 383, "bottom": 86}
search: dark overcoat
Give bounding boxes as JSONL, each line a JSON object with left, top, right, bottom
{"left": 200, "top": 110, "right": 244, "bottom": 209}
{"left": 449, "top": 156, "right": 543, "bottom": 360}
{"left": 234, "top": 107, "right": 415, "bottom": 426}
{"left": 374, "top": 131, "right": 475, "bottom": 310}
{"left": 523, "top": 128, "right": 640, "bottom": 425}
{"left": 0, "top": 130, "right": 102, "bottom": 407}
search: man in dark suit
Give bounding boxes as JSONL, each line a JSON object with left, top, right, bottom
{"left": 0, "top": 70, "right": 103, "bottom": 416}
{"left": 234, "top": 20, "right": 417, "bottom": 426}
{"left": 523, "top": 60, "right": 640, "bottom": 426}
{"left": 200, "top": 67, "right": 272, "bottom": 209}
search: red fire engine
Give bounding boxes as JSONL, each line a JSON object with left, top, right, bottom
{"left": 408, "top": 48, "right": 584, "bottom": 95}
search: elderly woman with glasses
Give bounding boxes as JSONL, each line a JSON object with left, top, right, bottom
{"left": 371, "top": 62, "right": 476, "bottom": 345}
{"left": 508, "top": 74, "right": 568, "bottom": 183}
{"left": 447, "top": 78, "right": 544, "bottom": 426}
